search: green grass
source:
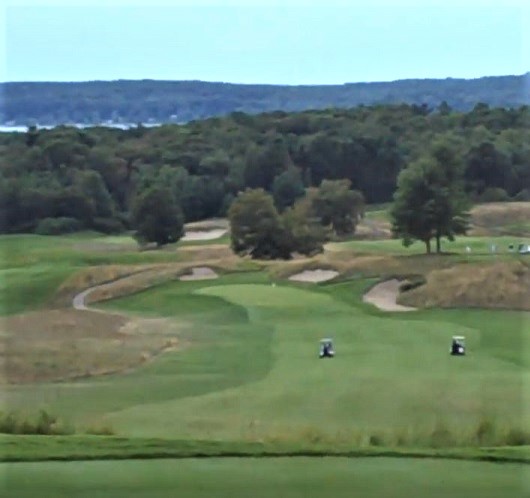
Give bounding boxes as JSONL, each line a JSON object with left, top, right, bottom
{"left": 329, "top": 235, "right": 530, "bottom": 255}
{"left": 5, "top": 272, "right": 529, "bottom": 447}
{"left": 0, "top": 233, "right": 221, "bottom": 315}
{"left": 2, "top": 434, "right": 529, "bottom": 463}
{"left": 2, "top": 457, "right": 528, "bottom": 498}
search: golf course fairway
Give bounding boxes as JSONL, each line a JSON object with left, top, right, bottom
{"left": 2, "top": 457, "right": 528, "bottom": 498}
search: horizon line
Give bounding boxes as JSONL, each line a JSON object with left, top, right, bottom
{"left": 2, "top": 71, "right": 529, "bottom": 86}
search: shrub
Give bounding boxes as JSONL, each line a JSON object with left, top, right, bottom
{"left": 399, "top": 275, "right": 426, "bottom": 292}
{"left": 368, "top": 433, "right": 385, "bottom": 447}
{"left": 0, "top": 410, "right": 74, "bottom": 435}
{"left": 513, "top": 189, "right": 530, "bottom": 202}
{"left": 505, "top": 428, "right": 530, "bottom": 446}
{"left": 91, "top": 217, "right": 125, "bottom": 234}
{"left": 479, "top": 187, "right": 510, "bottom": 203}
{"left": 35, "top": 217, "right": 82, "bottom": 235}
{"left": 84, "top": 424, "right": 115, "bottom": 436}
{"left": 429, "top": 421, "right": 455, "bottom": 448}
{"left": 475, "top": 418, "right": 497, "bottom": 445}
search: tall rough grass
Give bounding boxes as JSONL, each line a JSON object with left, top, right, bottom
{"left": 0, "top": 410, "right": 115, "bottom": 436}
{"left": 260, "top": 417, "right": 530, "bottom": 449}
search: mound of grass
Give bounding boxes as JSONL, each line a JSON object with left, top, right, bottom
{"left": 469, "top": 202, "right": 530, "bottom": 237}
{"left": 398, "top": 261, "right": 530, "bottom": 310}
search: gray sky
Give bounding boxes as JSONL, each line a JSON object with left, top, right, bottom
{"left": 2, "top": 0, "right": 528, "bottom": 84}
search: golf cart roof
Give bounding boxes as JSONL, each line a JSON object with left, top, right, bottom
{"left": 452, "top": 336, "right": 465, "bottom": 340}
{"left": 320, "top": 338, "right": 333, "bottom": 343}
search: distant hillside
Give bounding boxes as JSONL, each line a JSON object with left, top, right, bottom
{"left": 2, "top": 73, "right": 528, "bottom": 125}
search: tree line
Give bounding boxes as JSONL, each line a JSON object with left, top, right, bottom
{"left": 0, "top": 104, "right": 528, "bottom": 251}
{"left": 2, "top": 74, "right": 528, "bottom": 125}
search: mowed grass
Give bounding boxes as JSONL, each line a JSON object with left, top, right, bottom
{"left": 329, "top": 235, "right": 530, "bottom": 255}
{"left": 5, "top": 272, "right": 529, "bottom": 446}
{"left": 0, "top": 232, "right": 233, "bottom": 315}
{"left": 2, "top": 457, "right": 529, "bottom": 498}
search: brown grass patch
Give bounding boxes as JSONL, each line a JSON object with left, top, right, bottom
{"left": 469, "top": 202, "right": 530, "bottom": 236}
{"left": 398, "top": 260, "right": 530, "bottom": 310}
{"left": 83, "top": 259, "right": 242, "bottom": 305}
{"left": 0, "top": 309, "right": 183, "bottom": 384}
{"left": 54, "top": 265, "right": 159, "bottom": 306}
{"left": 268, "top": 250, "right": 459, "bottom": 282}
{"left": 354, "top": 218, "right": 392, "bottom": 240}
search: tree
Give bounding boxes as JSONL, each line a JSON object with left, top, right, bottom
{"left": 131, "top": 187, "right": 184, "bottom": 247}
{"left": 74, "top": 170, "right": 115, "bottom": 218}
{"left": 311, "top": 179, "right": 365, "bottom": 236}
{"left": 281, "top": 197, "right": 328, "bottom": 256}
{"left": 228, "top": 188, "right": 290, "bottom": 259}
{"left": 391, "top": 141, "right": 470, "bottom": 254}
{"left": 272, "top": 166, "right": 305, "bottom": 211}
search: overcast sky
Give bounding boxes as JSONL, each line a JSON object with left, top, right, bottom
{"left": 1, "top": 0, "right": 528, "bottom": 84}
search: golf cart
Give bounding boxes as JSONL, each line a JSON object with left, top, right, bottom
{"left": 450, "top": 336, "right": 466, "bottom": 356}
{"left": 319, "top": 338, "right": 335, "bottom": 358}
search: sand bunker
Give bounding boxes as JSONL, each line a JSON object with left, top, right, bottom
{"left": 288, "top": 269, "right": 339, "bottom": 283}
{"left": 181, "top": 229, "right": 227, "bottom": 241}
{"left": 363, "top": 279, "right": 416, "bottom": 312}
{"left": 179, "top": 267, "right": 219, "bottom": 281}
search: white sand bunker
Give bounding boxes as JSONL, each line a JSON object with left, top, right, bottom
{"left": 289, "top": 269, "right": 339, "bottom": 283}
{"left": 363, "top": 279, "right": 416, "bottom": 312}
{"left": 179, "top": 267, "right": 219, "bottom": 281}
{"left": 181, "top": 229, "right": 227, "bottom": 241}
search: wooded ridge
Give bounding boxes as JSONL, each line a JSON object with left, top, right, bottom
{"left": 2, "top": 73, "right": 528, "bottom": 125}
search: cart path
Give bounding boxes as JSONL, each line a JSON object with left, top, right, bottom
{"left": 363, "top": 279, "right": 417, "bottom": 312}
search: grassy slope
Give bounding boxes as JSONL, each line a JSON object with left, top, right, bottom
{"left": 100, "top": 279, "right": 529, "bottom": 442}
{"left": 2, "top": 457, "right": 529, "bottom": 498}
{"left": 0, "top": 232, "right": 235, "bottom": 315}
{"left": 5, "top": 273, "right": 528, "bottom": 446}
{"left": 329, "top": 235, "right": 530, "bottom": 255}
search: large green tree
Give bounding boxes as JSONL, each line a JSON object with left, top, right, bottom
{"left": 131, "top": 187, "right": 184, "bottom": 247}
{"left": 272, "top": 166, "right": 305, "bottom": 212}
{"left": 281, "top": 197, "right": 328, "bottom": 256}
{"left": 391, "top": 141, "right": 470, "bottom": 253}
{"left": 228, "top": 188, "right": 290, "bottom": 259}
{"left": 310, "top": 179, "right": 365, "bottom": 236}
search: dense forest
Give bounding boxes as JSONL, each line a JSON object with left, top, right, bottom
{"left": 2, "top": 73, "right": 528, "bottom": 126}
{"left": 0, "top": 103, "right": 528, "bottom": 235}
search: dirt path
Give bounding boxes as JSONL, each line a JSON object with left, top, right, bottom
{"left": 363, "top": 279, "right": 417, "bottom": 312}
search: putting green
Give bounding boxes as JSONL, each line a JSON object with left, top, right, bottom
{"left": 2, "top": 457, "right": 528, "bottom": 498}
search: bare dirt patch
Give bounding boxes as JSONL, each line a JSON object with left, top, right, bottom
{"left": 363, "top": 279, "right": 417, "bottom": 312}
{"left": 288, "top": 269, "right": 339, "bottom": 283}
{"left": 179, "top": 267, "right": 219, "bottom": 281}
{"left": 0, "top": 309, "right": 183, "bottom": 384}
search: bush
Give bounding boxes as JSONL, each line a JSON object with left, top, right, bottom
{"left": 479, "top": 187, "right": 510, "bottom": 203}
{"left": 513, "top": 189, "right": 530, "bottom": 202}
{"left": 505, "top": 427, "right": 530, "bottom": 446}
{"left": 399, "top": 275, "right": 426, "bottom": 292}
{"left": 91, "top": 217, "right": 125, "bottom": 234}
{"left": 0, "top": 410, "right": 67, "bottom": 435}
{"left": 35, "top": 217, "right": 82, "bottom": 235}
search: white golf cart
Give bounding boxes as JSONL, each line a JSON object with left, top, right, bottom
{"left": 319, "top": 338, "right": 335, "bottom": 358}
{"left": 450, "top": 336, "right": 466, "bottom": 356}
